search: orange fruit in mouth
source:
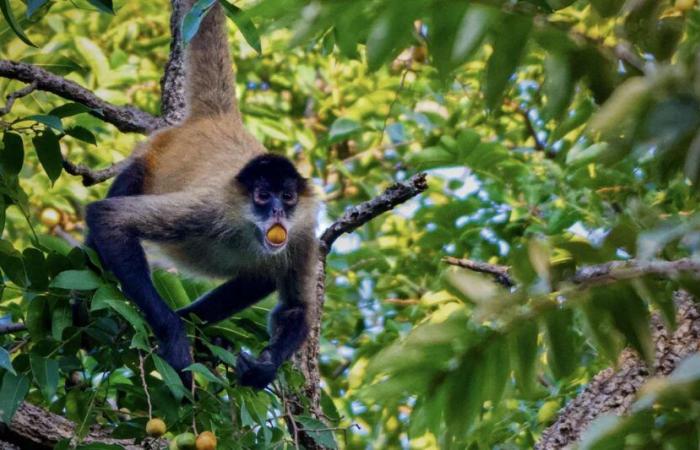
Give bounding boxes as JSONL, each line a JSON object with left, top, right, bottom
{"left": 266, "top": 224, "right": 287, "bottom": 245}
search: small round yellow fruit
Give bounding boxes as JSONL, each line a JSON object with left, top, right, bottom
{"left": 175, "top": 433, "right": 197, "bottom": 450}
{"left": 146, "top": 418, "right": 166, "bottom": 437}
{"left": 39, "top": 207, "right": 61, "bottom": 228}
{"left": 266, "top": 224, "right": 287, "bottom": 245}
{"left": 196, "top": 431, "right": 217, "bottom": 450}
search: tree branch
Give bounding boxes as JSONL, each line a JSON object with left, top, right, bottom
{"left": 320, "top": 173, "right": 428, "bottom": 250}
{"left": 160, "top": 0, "right": 189, "bottom": 124}
{"left": 444, "top": 257, "right": 700, "bottom": 289}
{"left": 62, "top": 158, "right": 131, "bottom": 187}
{"left": 290, "top": 173, "right": 429, "bottom": 449}
{"left": 0, "top": 401, "right": 145, "bottom": 449}
{"left": 0, "top": 60, "right": 164, "bottom": 134}
{"left": 536, "top": 291, "right": 700, "bottom": 449}
{"left": 443, "top": 256, "right": 515, "bottom": 287}
{"left": 0, "top": 81, "right": 37, "bottom": 116}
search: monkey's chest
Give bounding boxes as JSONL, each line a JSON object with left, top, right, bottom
{"left": 154, "top": 236, "right": 281, "bottom": 279}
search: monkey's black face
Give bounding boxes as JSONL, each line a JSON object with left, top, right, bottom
{"left": 235, "top": 154, "right": 307, "bottom": 253}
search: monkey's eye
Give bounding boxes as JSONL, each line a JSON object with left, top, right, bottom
{"left": 254, "top": 190, "right": 271, "bottom": 204}
{"left": 282, "top": 191, "right": 297, "bottom": 205}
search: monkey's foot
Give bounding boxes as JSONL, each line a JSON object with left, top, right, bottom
{"left": 236, "top": 351, "right": 277, "bottom": 389}
{"left": 158, "top": 331, "right": 193, "bottom": 387}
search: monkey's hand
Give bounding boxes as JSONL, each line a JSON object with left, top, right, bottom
{"left": 236, "top": 350, "right": 278, "bottom": 389}
{"left": 158, "top": 324, "right": 193, "bottom": 386}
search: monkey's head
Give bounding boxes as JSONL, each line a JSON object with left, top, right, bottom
{"left": 235, "top": 154, "right": 309, "bottom": 253}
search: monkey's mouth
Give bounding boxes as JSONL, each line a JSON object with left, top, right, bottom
{"left": 264, "top": 223, "right": 288, "bottom": 249}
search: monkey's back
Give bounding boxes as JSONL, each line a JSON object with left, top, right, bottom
{"left": 140, "top": 113, "right": 266, "bottom": 194}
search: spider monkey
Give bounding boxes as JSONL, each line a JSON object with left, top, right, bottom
{"left": 85, "top": 1, "right": 319, "bottom": 389}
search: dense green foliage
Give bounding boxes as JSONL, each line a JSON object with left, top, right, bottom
{"left": 1, "top": 0, "right": 700, "bottom": 448}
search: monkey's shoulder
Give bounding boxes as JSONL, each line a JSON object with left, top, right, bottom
{"left": 139, "top": 115, "right": 265, "bottom": 194}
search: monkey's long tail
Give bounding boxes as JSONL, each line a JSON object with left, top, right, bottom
{"left": 185, "top": 0, "right": 237, "bottom": 119}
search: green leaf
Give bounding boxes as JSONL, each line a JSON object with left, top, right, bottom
{"left": 25, "top": 114, "right": 63, "bottom": 132}
{"left": 204, "top": 342, "right": 237, "bottom": 366}
{"left": 26, "top": 296, "right": 50, "bottom": 340}
{"left": 451, "top": 4, "right": 497, "bottom": 65}
{"left": 0, "top": 372, "right": 29, "bottom": 423}
{"left": 295, "top": 416, "right": 338, "bottom": 449}
{"left": 220, "top": 0, "right": 262, "bottom": 53}
{"left": 51, "top": 270, "right": 102, "bottom": 291}
{"left": 152, "top": 354, "right": 187, "bottom": 402}
{"left": 593, "top": 285, "right": 654, "bottom": 366}
{"left": 30, "top": 355, "right": 58, "bottom": 402}
{"left": 182, "top": 0, "right": 217, "bottom": 44}
{"left": 484, "top": 13, "right": 532, "bottom": 109}
{"left": 0, "top": 240, "right": 27, "bottom": 287}
{"left": 26, "top": 0, "right": 49, "bottom": 17}
{"left": 153, "top": 270, "right": 191, "bottom": 309}
{"left": 543, "top": 52, "right": 574, "bottom": 121}
{"left": 1, "top": 132, "right": 24, "bottom": 176}
{"left": 581, "top": 301, "right": 623, "bottom": 365}
{"left": 23, "top": 247, "right": 48, "bottom": 290}
{"left": 328, "top": 118, "right": 362, "bottom": 144}
{"left": 51, "top": 299, "right": 71, "bottom": 340}
{"left": 184, "top": 363, "right": 225, "bottom": 385}
{"left": 65, "top": 126, "right": 97, "bottom": 145}
{"left": 90, "top": 285, "right": 124, "bottom": 312}
{"left": 74, "top": 38, "right": 110, "bottom": 85}
{"left": 103, "top": 300, "right": 146, "bottom": 334}
{"left": 86, "top": 0, "right": 114, "bottom": 14}
{"left": 365, "top": 1, "right": 416, "bottom": 71}
{"left": 32, "top": 131, "right": 63, "bottom": 184}
{"left": 49, "top": 103, "right": 90, "bottom": 118}
{"left": 0, "top": 348, "right": 15, "bottom": 375}
{"left": 0, "top": 0, "right": 36, "bottom": 47}
{"left": 544, "top": 308, "right": 578, "bottom": 380}
{"left": 510, "top": 321, "right": 538, "bottom": 394}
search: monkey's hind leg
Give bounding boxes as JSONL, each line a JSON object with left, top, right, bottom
{"left": 236, "top": 302, "right": 309, "bottom": 389}
{"left": 86, "top": 192, "right": 212, "bottom": 380}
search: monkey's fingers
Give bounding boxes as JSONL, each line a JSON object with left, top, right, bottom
{"left": 236, "top": 351, "right": 277, "bottom": 389}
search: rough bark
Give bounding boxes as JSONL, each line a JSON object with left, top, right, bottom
{"left": 159, "top": 0, "right": 189, "bottom": 125}
{"left": 0, "top": 60, "right": 164, "bottom": 133}
{"left": 0, "top": 401, "right": 143, "bottom": 449}
{"left": 288, "top": 173, "right": 428, "bottom": 449}
{"left": 536, "top": 291, "right": 700, "bottom": 449}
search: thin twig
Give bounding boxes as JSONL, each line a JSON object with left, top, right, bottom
{"left": 444, "top": 257, "right": 700, "bottom": 291}
{"left": 0, "top": 81, "right": 37, "bottom": 116}
{"left": 138, "top": 351, "right": 153, "bottom": 419}
{"left": 62, "top": 158, "right": 130, "bottom": 186}
{"left": 443, "top": 256, "right": 515, "bottom": 288}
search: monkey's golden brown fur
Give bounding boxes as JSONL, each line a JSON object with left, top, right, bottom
{"left": 85, "top": 0, "right": 319, "bottom": 389}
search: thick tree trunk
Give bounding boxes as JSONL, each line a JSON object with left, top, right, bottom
{"left": 536, "top": 291, "right": 700, "bottom": 449}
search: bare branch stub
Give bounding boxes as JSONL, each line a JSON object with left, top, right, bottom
{"left": 62, "top": 158, "right": 131, "bottom": 187}
{"left": 0, "top": 60, "right": 164, "bottom": 134}
{"left": 0, "top": 81, "right": 37, "bottom": 116}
